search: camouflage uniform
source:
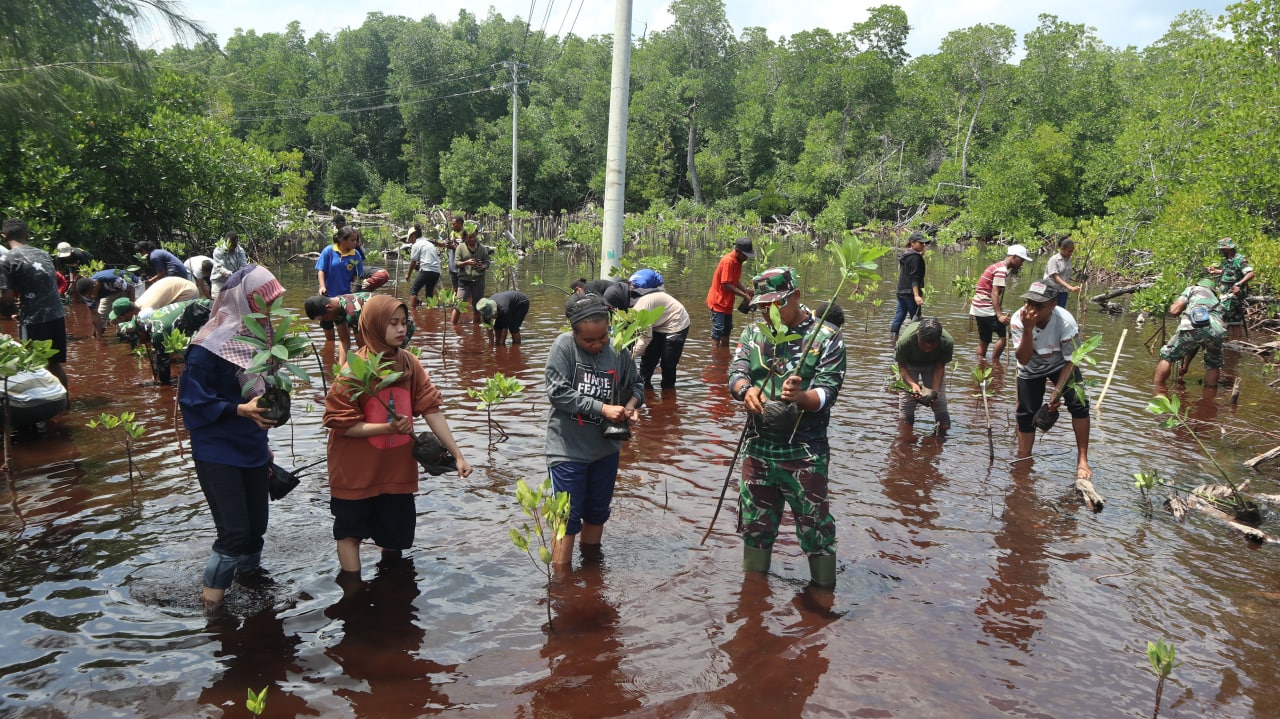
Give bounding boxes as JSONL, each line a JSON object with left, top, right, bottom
{"left": 1215, "top": 254, "right": 1252, "bottom": 324}
{"left": 1159, "top": 285, "right": 1226, "bottom": 369}
{"left": 334, "top": 292, "right": 416, "bottom": 346}
{"left": 728, "top": 303, "right": 846, "bottom": 557}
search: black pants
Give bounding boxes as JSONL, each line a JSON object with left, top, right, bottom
{"left": 639, "top": 327, "right": 688, "bottom": 388}
{"left": 197, "top": 460, "right": 270, "bottom": 561}
{"left": 410, "top": 270, "right": 440, "bottom": 298}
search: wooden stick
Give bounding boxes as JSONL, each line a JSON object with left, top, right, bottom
{"left": 1243, "top": 445, "right": 1280, "bottom": 469}
{"left": 1229, "top": 377, "right": 1242, "bottom": 405}
{"left": 1093, "top": 328, "right": 1127, "bottom": 416}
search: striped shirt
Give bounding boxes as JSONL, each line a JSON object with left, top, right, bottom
{"left": 970, "top": 260, "right": 1009, "bottom": 318}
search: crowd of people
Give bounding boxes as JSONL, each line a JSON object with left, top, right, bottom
{"left": 0, "top": 212, "right": 1260, "bottom": 608}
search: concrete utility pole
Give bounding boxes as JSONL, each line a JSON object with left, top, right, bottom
{"left": 502, "top": 61, "right": 528, "bottom": 237}
{"left": 599, "top": 0, "right": 633, "bottom": 280}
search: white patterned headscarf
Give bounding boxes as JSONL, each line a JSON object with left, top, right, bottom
{"left": 189, "top": 265, "right": 285, "bottom": 395}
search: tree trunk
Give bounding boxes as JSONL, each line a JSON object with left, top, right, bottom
{"left": 961, "top": 84, "right": 987, "bottom": 187}
{"left": 1090, "top": 282, "right": 1155, "bottom": 304}
{"left": 686, "top": 113, "right": 703, "bottom": 205}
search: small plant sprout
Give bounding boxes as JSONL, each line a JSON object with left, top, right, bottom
{"left": 608, "top": 306, "right": 663, "bottom": 354}
{"left": 82, "top": 258, "right": 106, "bottom": 275}
{"left": 159, "top": 328, "right": 190, "bottom": 355}
{"left": 972, "top": 365, "right": 995, "bottom": 464}
{"left": 245, "top": 686, "right": 268, "bottom": 717}
{"left": 467, "top": 372, "right": 524, "bottom": 444}
{"left": 1145, "top": 394, "right": 1257, "bottom": 521}
{"left": 87, "top": 412, "right": 147, "bottom": 480}
{"left": 337, "top": 351, "right": 405, "bottom": 419}
{"left": 952, "top": 274, "right": 977, "bottom": 300}
{"left": 509, "top": 478, "right": 571, "bottom": 631}
{"left": 1146, "top": 638, "right": 1180, "bottom": 719}
{"left": 232, "top": 296, "right": 311, "bottom": 425}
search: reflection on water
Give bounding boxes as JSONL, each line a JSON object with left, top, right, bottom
{"left": 1, "top": 251, "right": 1279, "bottom": 717}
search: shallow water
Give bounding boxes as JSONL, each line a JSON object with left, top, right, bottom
{"left": 2, "top": 246, "right": 1279, "bottom": 718}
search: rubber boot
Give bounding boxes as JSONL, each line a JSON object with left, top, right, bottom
{"left": 742, "top": 545, "right": 772, "bottom": 574}
{"left": 807, "top": 554, "right": 837, "bottom": 589}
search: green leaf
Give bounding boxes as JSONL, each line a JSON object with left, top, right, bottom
{"left": 537, "top": 546, "right": 552, "bottom": 564}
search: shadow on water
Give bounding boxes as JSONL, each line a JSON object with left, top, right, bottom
{"left": 2, "top": 252, "right": 1280, "bottom": 717}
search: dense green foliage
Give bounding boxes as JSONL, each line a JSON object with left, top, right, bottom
{"left": 3, "top": 0, "right": 1278, "bottom": 289}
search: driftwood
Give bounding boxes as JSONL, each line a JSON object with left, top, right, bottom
{"left": 1074, "top": 477, "right": 1104, "bottom": 511}
{"left": 1229, "top": 377, "right": 1243, "bottom": 405}
{"left": 1163, "top": 481, "right": 1279, "bottom": 543}
{"left": 1185, "top": 494, "right": 1279, "bottom": 543}
{"left": 1244, "top": 445, "right": 1280, "bottom": 469}
{"left": 1091, "top": 282, "right": 1154, "bottom": 305}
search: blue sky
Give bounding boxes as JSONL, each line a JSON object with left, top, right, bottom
{"left": 144, "top": 0, "right": 1230, "bottom": 58}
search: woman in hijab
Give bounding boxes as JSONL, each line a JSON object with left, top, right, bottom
{"left": 178, "top": 265, "right": 284, "bottom": 606}
{"left": 324, "top": 295, "right": 472, "bottom": 579}
{"left": 544, "top": 294, "right": 643, "bottom": 569}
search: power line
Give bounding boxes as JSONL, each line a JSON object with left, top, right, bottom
{"left": 232, "top": 84, "right": 505, "bottom": 122}
{"left": 553, "top": 0, "right": 587, "bottom": 63}
{"left": 526, "top": 0, "right": 557, "bottom": 69}
{"left": 517, "top": 0, "right": 537, "bottom": 63}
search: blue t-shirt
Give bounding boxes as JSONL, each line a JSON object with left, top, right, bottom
{"left": 88, "top": 268, "right": 136, "bottom": 301}
{"left": 178, "top": 345, "right": 270, "bottom": 467}
{"left": 149, "top": 249, "right": 190, "bottom": 279}
{"left": 315, "top": 245, "right": 363, "bottom": 298}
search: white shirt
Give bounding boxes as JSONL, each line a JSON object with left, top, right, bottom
{"left": 184, "top": 255, "right": 213, "bottom": 281}
{"left": 410, "top": 239, "right": 441, "bottom": 274}
{"left": 1010, "top": 306, "right": 1079, "bottom": 379}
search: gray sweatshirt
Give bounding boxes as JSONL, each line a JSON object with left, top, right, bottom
{"left": 544, "top": 331, "right": 644, "bottom": 466}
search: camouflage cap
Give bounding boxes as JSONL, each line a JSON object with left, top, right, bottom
{"left": 1216, "top": 237, "right": 1236, "bottom": 250}
{"left": 750, "top": 267, "right": 799, "bottom": 305}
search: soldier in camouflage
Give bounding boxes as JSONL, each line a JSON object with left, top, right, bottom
{"left": 727, "top": 267, "right": 846, "bottom": 590}
{"left": 1154, "top": 279, "right": 1227, "bottom": 392}
{"left": 1206, "top": 237, "right": 1254, "bottom": 325}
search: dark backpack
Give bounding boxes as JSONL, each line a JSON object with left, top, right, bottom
{"left": 174, "top": 299, "right": 213, "bottom": 335}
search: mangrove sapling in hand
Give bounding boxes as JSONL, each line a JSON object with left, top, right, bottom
{"left": 245, "top": 686, "right": 267, "bottom": 717}
{"left": 1145, "top": 394, "right": 1260, "bottom": 523}
{"left": 232, "top": 296, "right": 311, "bottom": 426}
{"left": 509, "top": 478, "right": 572, "bottom": 631}
{"left": 336, "top": 351, "right": 405, "bottom": 419}
{"left": 1146, "top": 638, "right": 1180, "bottom": 719}
{"left": 87, "top": 412, "right": 147, "bottom": 481}
{"left": 0, "top": 338, "right": 59, "bottom": 477}
{"left": 467, "top": 372, "right": 524, "bottom": 444}
{"left": 602, "top": 306, "right": 660, "bottom": 439}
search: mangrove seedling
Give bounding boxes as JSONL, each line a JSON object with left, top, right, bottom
{"left": 232, "top": 296, "right": 311, "bottom": 426}
{"left": 509, "top": 478, "right": 572, "bottom": 631}
{"left": 952, "top": 274, "right": 977, "bottom": 300}
{"left": 87, "top": 412, "right": 147, "bottom": 481}
{"left": 1145, "top": 394, "right": 1258, "bottom": 522}
{"left": 1146, "top": 638, "right": 1179, "bottom": 719}
{"left": 467, "top": 372, "right": 524, "bottom": 444}
{"left": 336, "top": 351, "right": 404, "bottom": 418}
{"left": 159, "top": 328, "right": 189, "bottom": 355}
{"left": 245, "top": 686, "right": 268, "bottom": 717}
{"left": 0, "top": 338, "right": 59, "bottom": 477}
{"left": 972, "top": 366, "right": 995, "bottom": 464}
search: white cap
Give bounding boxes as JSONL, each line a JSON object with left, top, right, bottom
{"left": 56, "top": 242, "right": 73, "bottom": 257}
{"left": 1006, "top": 244, "right": 1032, "bottom": 262}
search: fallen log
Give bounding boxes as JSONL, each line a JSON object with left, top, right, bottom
{"left": 1244, "top": 445, "right": 1280, "bottom": 469}
{"left": 1186, "top": 494, "right": 1280, "bottom": 544}
{"left": 1091, "top": 282, "right": 1154, "bottom": 305}
{"left": 1229, "top": 378, "right": 1242, "bottom": 405}
{"left": 1074, "top": 476, "right": 1104, "bottom": 511}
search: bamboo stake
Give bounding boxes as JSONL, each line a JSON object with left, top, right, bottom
{"left": 1093, "top": 328, "right": 1127, "bottom": 416}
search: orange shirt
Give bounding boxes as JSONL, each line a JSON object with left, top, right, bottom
{"left": 705, "top": 251, "right": 744, "bottom": 314}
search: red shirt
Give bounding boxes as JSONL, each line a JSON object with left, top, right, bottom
{"left": 705, "top": 251, "right": 744, "bottom": 313}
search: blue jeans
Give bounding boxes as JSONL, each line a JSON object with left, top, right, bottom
{"left": 710, "top": 311, "right": 733, "bottom": 341}
{"left": 550, "top": 452, "right": 621, "bottom": 535}
{"left": 891, "top": 295, "right": 920, "bottom": 336}
{"left": 1056, "top": 291, "right": 1069, "bottom": 308}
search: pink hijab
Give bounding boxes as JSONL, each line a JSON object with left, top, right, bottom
{"left": 190, "top": 265, "right": 285, "bottom": 393}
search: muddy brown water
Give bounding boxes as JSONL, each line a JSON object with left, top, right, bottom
{"left": 2, "top": 248, "right": 1279, "bottom": 718}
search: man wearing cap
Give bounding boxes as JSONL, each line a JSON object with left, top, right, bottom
{"left": 894, "top": 317, "right": 953, "bottom": 434}
{"left": 969, "top": 244, "right": 1031, "bottom": 362}
{"left": 54, "top": 242, "right": 93, "bottom": 286}
{"left": 1043, "top": 238, "right": 1081, "bottom": 308}
{"left": 128, "top": 298, "right": 213, "bottom": 385}
{"left": 452, "top": 222, "right": 489, "bottom": 325}
{"left": 477, "top": 290, "right": 530, "bottom": 346}
{"left": 1154, "top": 279, "right": 1227, "bottom": 392}
{"left": 891, "top": 232, "right": 931, "bottom": 342}
{"left": 630, "top": 271, "right": 691, "bottom": 389}
{"left": 109, "top": 276, "right": 199, "bottom": 325}
{"left": 706, "top": 237, "right": 756, "bottom": 348}
{"left": 728, "top": 267, "right": 846, "bottom": 590}
{"left": 0, "top": 218, "right": 69, "bottom": 390}
{"left": 75, "top": 268, "right": 139, "bottom": 339}
{"left": 1010, "top": 281, "right": 1091, "bottom": 479}
{"left": 1206, "top": 237, "right": 1253, "bottom": 325}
